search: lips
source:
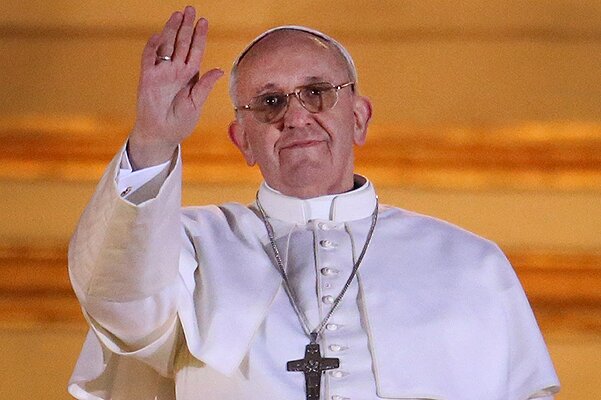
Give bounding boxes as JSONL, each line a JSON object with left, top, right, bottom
{"left": 279, "top": 139, "right": 326, "bottom": 151}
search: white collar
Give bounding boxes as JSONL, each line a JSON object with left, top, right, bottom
{"left": 256, "top": 175, "right": 377, "bottom": 224}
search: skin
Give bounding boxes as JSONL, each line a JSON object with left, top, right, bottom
{"left": 128, "top": 6, "right": 372, "bottom": 199}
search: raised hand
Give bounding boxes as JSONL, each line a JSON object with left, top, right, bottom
{"left": 128, "top": 6, "right": 223, "bottom": 169}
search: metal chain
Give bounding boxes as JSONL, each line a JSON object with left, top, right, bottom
{"left": 255, "top": 193, "right": 379, "bottom": 344}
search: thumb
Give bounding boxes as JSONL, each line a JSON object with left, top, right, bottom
{"left": 191, "top": 68, "right": 224, "bottom": 108}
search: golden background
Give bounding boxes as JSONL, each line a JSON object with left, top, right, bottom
{"left": 1, "top": 1, "right": 600, "bottom": 398}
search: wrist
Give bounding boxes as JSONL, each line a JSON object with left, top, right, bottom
{"left": 127, "top": 137, "right": 178, "bottom": 170}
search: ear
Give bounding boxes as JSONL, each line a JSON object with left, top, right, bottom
{"left": 228, "top": 121, "right": 255, "bottom": 166}
{"left": 352, "top": 96, "right": 372, "bottom": 146}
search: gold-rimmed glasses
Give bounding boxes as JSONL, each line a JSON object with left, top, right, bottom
{"left": 234, "top": 81, "right": 355, "bottom": 124}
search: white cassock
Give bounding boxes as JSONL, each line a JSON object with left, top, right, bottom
{"left": 67, "top": 147, "right": 560, "bottom": 400}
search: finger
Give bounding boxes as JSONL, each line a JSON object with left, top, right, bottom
{"left": 190, "top": 68, "right": 224, "bottom": 107}
{"left": 173, "top": 6, "right": 196, "bottom": 62}
{"left": 187, "top": 17, "right": 208, "bottom": 66}
{"left": 141, "top": 33, "right": 160, "bottom": 70}
{"left": 157, "top": 11, "right": 183, "bottom": 58}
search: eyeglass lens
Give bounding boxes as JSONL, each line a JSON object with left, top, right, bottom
{"left": 251, "top": 83, "right": 338, "bottom": 123}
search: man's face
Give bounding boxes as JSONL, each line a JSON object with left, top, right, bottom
{"left": 229, "top": 31, "right": 371, "bottom": 199}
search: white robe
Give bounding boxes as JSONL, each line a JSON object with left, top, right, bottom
{"left": 67, "top": 149, "right": 560, "bottom": 399}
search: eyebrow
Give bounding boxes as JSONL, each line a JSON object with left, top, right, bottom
{"left": 254, "top": 76, "right": 329, "bottom": 95}
{"left": 255, "top": 83, "right": 279, "bottom": 94}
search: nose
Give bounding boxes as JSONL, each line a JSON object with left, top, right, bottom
{"left": 282, "top": 92, "right": 311, "bottom": 128}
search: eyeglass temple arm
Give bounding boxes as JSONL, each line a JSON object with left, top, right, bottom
{"left": 335, "top": 81, "right": 355, "bottom": 91}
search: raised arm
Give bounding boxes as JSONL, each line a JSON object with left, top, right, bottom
{"left": 68, "top": 7, "right": 219, "bottom": 378}
{"left": 128, "top": 6, "right": 223, "bottom": 169}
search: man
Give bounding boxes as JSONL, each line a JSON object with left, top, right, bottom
{"left": 68, "top": 6, "right": 559, "bottom": 400}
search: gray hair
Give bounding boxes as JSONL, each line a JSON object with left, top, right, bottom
{"left": 229, "top": 25, "right": 358, "bottom": 105}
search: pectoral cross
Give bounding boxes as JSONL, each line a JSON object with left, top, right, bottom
{"left": 287, "top": 343, "right": 340, "bottom": 400}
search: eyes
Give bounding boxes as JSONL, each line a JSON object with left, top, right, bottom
{"left": 257, "top": 83, "right": 332, "bottom": 109}
{"left": 260, "top": 94, "right": 284, "bottom": 108}
{"left": 306, "top": 86, "right": 326, "bottom": 97}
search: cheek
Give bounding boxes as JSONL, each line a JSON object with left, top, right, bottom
{"left": 247, "top": 128, "right": 280, "bottom": 162}
{"left": 327, "top": 98, "right": 357, "bottom": 128}
{"left": 318, "top": 113, "right": 356, "bottom": 148}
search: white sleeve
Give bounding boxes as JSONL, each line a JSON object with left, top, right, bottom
{"left": 116, "top": 145, "right": 172, "bottom": 198}
{"left": 69, "top": 143, "right": 187, "bottom": 376}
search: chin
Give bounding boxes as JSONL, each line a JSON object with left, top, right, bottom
{"left": 280, "top": 169, "right": 346, "bottom": 197}
{"left": 285, "top": 160, "right": 328, "bottom": 179}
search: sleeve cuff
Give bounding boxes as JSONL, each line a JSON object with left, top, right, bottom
{"left": 117, "top": 143, "right": 174, "bottom": 196}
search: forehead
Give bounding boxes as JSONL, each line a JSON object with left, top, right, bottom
{"left": 236, "top": 31, "right": 349, "bottom": 93}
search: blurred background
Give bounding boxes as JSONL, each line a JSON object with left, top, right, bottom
{"left": 1, "top": 1, "right": 600, "bottom": 398}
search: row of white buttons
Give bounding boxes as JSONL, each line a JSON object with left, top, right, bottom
{"left": 317, "top": 226, "right": 348, "bottom": 399}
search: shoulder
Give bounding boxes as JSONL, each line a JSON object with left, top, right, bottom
{"left": 181, "top": 202, "right": 255, "bottom": 222}
{"left": 377, "top": 204, "right": 499, "bottom": 251}
{"left": 374, "top": 204, "right": 513, "bottom": 284}
{"left": 179, "top": 202, "right": 264, "bottom": 239}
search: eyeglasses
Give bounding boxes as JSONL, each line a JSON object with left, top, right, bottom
{"left": 234, "top": 81, "right": 355, "bottom": 124}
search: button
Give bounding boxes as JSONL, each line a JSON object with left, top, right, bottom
{"left": 322, "top": 295, "right": 334, "bottom": 304}
{"left": 326, "top": 323, "right": 339, "bottom": 331}
{"left": 329, "top": 344, "right": 343, "bottom": 352}
{"left": 329, "top": 370, "right": 346, "bottom": 378}
{"left": 319, "top": 239, "right": 337, "bottom": 249}
{"left": 120, "top": 186, "right": 132, "bottom": 197}
{"left": 320, "top": 222, "right": 344, "bottom": 231}
{"left": 319, "top": 222, "right": 341, "bottom": 231}
{"left": 324, "top": 282, "right": 332, "bottom": 288}
{"left": 320, "top": 267, "right": 339, "bottom": 276}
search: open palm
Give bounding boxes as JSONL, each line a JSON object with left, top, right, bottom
{"left": 129, "top": 6, "right": 223, "bottom": 169}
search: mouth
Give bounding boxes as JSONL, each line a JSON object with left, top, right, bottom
{"left": 280, "top": 140, "right": 325, "bottom": 151}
